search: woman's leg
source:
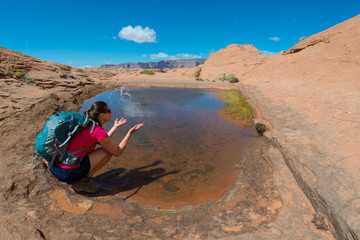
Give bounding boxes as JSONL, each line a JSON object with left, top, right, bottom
{"left": 87, "top": 147, "right": 112, "bottom": 176}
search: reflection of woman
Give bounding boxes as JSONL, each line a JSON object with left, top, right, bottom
{"left": 50, "top": 101, "right": 143, "bottom": 193}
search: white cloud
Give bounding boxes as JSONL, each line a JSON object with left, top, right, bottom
{"left": 260, "top": 50, "right": 278, "bottom": 56}
{"left": 270, "top": 36, "right": 280, "bottom": 41}
{"left": 118, "top": 25, "right": 157, "bottom": 43}
{"left": 175, "top": 53, "right": 202, "bottom": 59}
{"left": 168, "top": 56, "right": 179, "bottom": 60}
{"left": 142, "top": 54, "right": 147, "bottom": 58}
{"left": 112, "top": 36, "right": 117, "bottom": 40}
{"left": 144, "top": 52, "right": 203, "bottom": 60}
{"left": 148, "top": 53, "right": 169, "bottom": 60}
{"left": 78, "top": 65, "right": 94, "bottom": 68}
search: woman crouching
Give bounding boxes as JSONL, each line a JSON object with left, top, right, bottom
{"left": 49, "top": 101, "right": 143, "bottom": 193}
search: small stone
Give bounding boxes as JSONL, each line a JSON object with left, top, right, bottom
{"left": 221, "top": 225, "right": 243, "bottom": 232}
{"left": 127, "top": 215, "right": 143, "bottom": 224}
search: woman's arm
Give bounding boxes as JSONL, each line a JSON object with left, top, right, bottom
{"left": 100, "top": 124, "right": 144, "bottom": 157}
{"left": 107, "top": 118, "right": 126, "bottom": 138}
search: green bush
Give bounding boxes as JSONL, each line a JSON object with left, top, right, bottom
{"left": 140, "top": 69, "right": 155, "bottom": 75}
{"left": 24, "top": 76, "right": 35, "bottom": 83}
{"left": 299, "top": 36, "right": 307, "bottom": 42}
{"left": 194, "top": 72, "right": 200, "bottom": 79}
{"left": 13, "top": 71, "right": 26, "bottom": 78}
{"left": 255, "top": 123, "right": 266, "bottom": 135}
{"left": 223, "top": 89, "right": 253, "bottom": 121}
{"left": 228, "top": 75, "right": 239, "bottom": 83}
{"left": 220, "top": 74, "right": 239, "bottom": 83}
{"left": 195, "top": 73, "right": 204, "bottom": 81}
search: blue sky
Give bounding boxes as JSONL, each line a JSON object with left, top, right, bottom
{"left": 1, "top": 0, "right": 359, "bottom": 68}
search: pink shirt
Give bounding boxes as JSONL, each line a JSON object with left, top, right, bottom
{"left": 58, "top": 125, "right": 109, "bottom": 169}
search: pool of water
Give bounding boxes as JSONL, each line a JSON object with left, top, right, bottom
{"left": 79, "top": 87, "right": 255, "bottom": 208}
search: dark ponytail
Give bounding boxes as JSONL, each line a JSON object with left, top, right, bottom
{"left": 84, "top": 101, "right": 109, "bottom": 127}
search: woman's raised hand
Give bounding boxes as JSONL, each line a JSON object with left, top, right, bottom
{"left": 129, "top": 123, "right": 144, "bottom": 134}
{"left": 114, "top": 118, "right": 127, "bottom": 128}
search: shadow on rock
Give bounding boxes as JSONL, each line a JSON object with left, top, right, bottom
{"left": 82, "top": 160, "right": 180, "bottom": 198}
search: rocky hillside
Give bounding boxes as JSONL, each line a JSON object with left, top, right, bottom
{"left": 199, "top": 44, "right": 267, "bottom": 80}
{"left": 245, "top": 15, "right": 360, "bottom": 83}
{"left": 0, "top": 47, "right": 75, "bottom": 79}
{"left": 0, "top": 46, "right": 96, "bottom": 89}
{"left": 101, "top": 58, "right": 206, "bottom": 69}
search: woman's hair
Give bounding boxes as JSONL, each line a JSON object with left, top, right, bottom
{"left": 84, "top": 101, "right": 109, "bottom": 126}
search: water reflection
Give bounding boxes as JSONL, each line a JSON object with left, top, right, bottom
{"left": 79, "top": 87, "right": 255, "bottom": 208}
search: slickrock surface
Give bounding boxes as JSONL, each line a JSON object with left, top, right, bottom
{"left": 198, "top": 44, "right": 267, "bottom": 80}
{"left": 233, "top": 14, "right": 360, "bottom": 240}
{"left": 1, "top": 14, "right": 359, "bottom": 240}
{"left": 0, "top": 46, "right": 75, "bottom": 80}
{"left": 0, "top": 77, "right": 332, "bottom": 240}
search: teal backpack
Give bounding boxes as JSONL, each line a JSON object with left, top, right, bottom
{"left": 33, "top": 111, "right": 96, "bottom": 169}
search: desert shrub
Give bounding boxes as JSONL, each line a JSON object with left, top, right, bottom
{"left": 140, "top": 69, "right": 155, "bottom": 75}
{"left": 13, "top": 71, "right": 26, "bottom": 78}
{"left": 228, "top": 75, "right": 239, "bottom": 83}
{"left": 24, "top": 76, "right": 35, "bottom": 83}
{"left": 85, "top": 77, "right": 91, "bottom": 81}
{"left": 299, "top": 36, "right": 307, "bottom": 42}
{"left": 220, "top": 74, "right": 239, "bottom": 83}
{"left": 195, "top": 72, "right": 203, "bottom": 81}
{"left": 223, "top": 89, "right": 253, "bottom": 121}
{"left": 195, "top": 72, "right": 200, "bottom": 77}
{"left": 255, "top": 123, "right": 266, "bottom": 135}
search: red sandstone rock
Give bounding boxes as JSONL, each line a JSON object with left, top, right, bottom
{"left": 0, "top": 46, "right": 74, "bottom": 79}
{"left": 199, "top": 44, "right": 267, "bottom": 80}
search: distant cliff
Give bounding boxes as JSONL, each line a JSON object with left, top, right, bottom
{"left": 101, "top": 59, "right": 206, "bottom": 69}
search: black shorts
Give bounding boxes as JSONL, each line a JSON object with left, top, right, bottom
{"left": 49, "top": 155, "right": 91, "bottom": 183}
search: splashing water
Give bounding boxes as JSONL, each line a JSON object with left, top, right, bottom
{"left": 114, "top": 86, "right": 132, "bottom": 100}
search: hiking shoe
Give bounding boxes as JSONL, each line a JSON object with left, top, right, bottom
{"left": 71, "top": 177, "right": 102, "bottom": 194}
